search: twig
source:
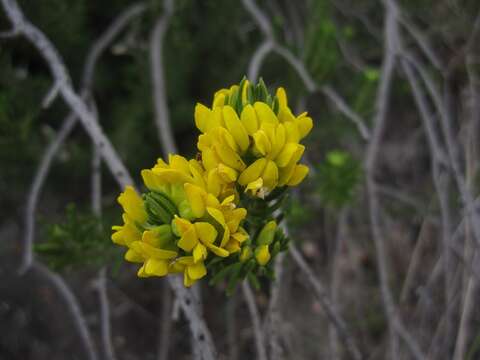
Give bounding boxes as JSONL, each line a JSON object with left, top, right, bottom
{"left": 94, "top": 267, "right": 117, "bottom": 360}
{"left": 289, "top": 244, "right": 363, "bottom": 360}
{"left": 247, "top": 39, "right": 274, "bottom": 82}
{"left": 242, "top": 0, "right": 370, "bottom": 141}
{"left": 1, "top": 0, "right": 134, "bottom": 190}
{"left": 168, "top": 277, "right": 217, "bottom": 360}
{"left": 157, "top": 280, "right": 173, "bottom": 360}
{"left": 365, "top": 1, "right": 425, "bottom": 358}
{"left": 19, "top": 1, "right": 147, "bottom": 275}
{"left": 41, "top": 81, "right": 61, "bottom": 108}
{"left": 150, "top": 0, "right": 177, "bottom": 159}
{"left": 1, "top": 1, "right": 218, "bottom": 358}
{"left": 242, "top": 281, "right": 268, "bottom": 360}
{"left": 263, "top": 252, "right": 286, "bottom": 360}
{"left": 226, "top": 296, "right": 239, "bottom": 360}
{"left": 33, "top": 261, "right": 98, "bottom": 360}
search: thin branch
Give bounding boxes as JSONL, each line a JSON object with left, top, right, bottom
{"left": 1, "top": 0, "right": 134, "bottom": 190}
{"left": 157, "top": 281, "right": 173, "bottom": 360}
{"left": 33, "top": 261, "right": 98, "bottom": 360}
{"left": 247, "top": 39, "right": 274, "bottom": 82}
{"left": 19, "top": 1, "right": 147, "bottom": 274}
{"left": 289, "top": 244, "right": 363, "bottom": 360}
{"left": 94, "top": 267, "right": 117, "bottom": 360}
{"left": 1, "top": 1, "right": 218, "bottom": 357}
{"left": 242, "top": 281, "right": 268, "bottom": 360}
{"left": 242, "top": 0, "right": 370, "bottom": 140}
{"left": 150, "top": 0, "right": 177, "bottom": 158}
{"left": 168, "top": 277, "right": 217, "bottom": 360}
{"left": 365, "top": 1, "right": 425, "bottom": 358}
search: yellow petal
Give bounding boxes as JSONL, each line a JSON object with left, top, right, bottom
{"left": 223, "top": 105, "right": 250, "bottom": 152}
{"left": 297, "top": 114, "right": 313, "bottom": 139}
{"left": 225, "top": 239, "right": 241, "bottom": 253}
{"left": 241, "top": 79, "right": 250, "bottom": 105}
{"left": 276, "top": 87, "right": 288, "bottom": 109}
{"left": 255, "top": 244, "right": 271, "bottom": 266}
{"left": 195, "top": 103, "right": 211, "bottom": 133}
{"left": 184, "top": 183, "right": 206, "bottom": 218}
{"left": 254, "top": 102, "right": 278, "bottom": 124}
{"left": 218, "top": 163, "right": 238, "bottom": 183}
{"left": 141, "top": 169, "right": 164, "bottom": 192}
{"left": 238, "top": 158, "right": 267, "bottom": 186}
{"left": 269, "top": 123, "right": 286, "bottom": 159}
{"left": 278, "top": 161, "right": 296, "bottom": 186}
{"left": 144, "top": 258, "right": 169, "bottom": 276}
{"left": 177, "top": 227, "right": 198, "bottom": 252}
{"left": 240, "top": 246, "right": 252, "bottom": 262}
{"left": 132, "top": 241, "right": 178, "bottom": 260}
{"left": 287, "top": 164, "right": 309, "bottom": 186}
{"left": 240, "top": 104, "right": 259, "bottom": 135}
{"left": 169, "top": 154, "right": 190, "bottom": 174}
{"left": 194, "top": 222, "right": 218, "bottom": 244}
{"left": 124, "top": 248, "right": 143, "bottom": 263}
{"left": 252, "top": 130, "right": 271, "bottom": 156}
{"left": 187, "top": 262, "right": 207, "bottom": 280}
{"left": 284, "top": 121, "right": 300, "bottom": 143}
{"left": 137, "top": 265, "right": 149, "bottom": 278}
{"left": 275, "top": 143, "right": 300, "bottom": 168}
{"left": 245, "top": 178, "right": 263, "bottom": 194}
{"left": 232, "top": 228, "right": 249, "bottom": 243}
{"left": 212, "top": 92, "right": 226, "bottom": 109}
{"left": 152, "top": 168, "right": 193, "bottom": 185}
{"left": 117, "top": 186, "right": 147, "bottom": 224}
{"left": 202, "top": 147, "right": 220, "bottom": 171}
{"left": 226, "top": 208, "right": 247, "bottom": 232}
{"left": 204, "top": 107, "right": 224, "bottom": 132}
{"left": 193, "top": 243, "right": 208, "bottom": 263}
{"left": 262, "top": 160, "right": 279, "bottom": 189}
{"left": 206, "top": 169, "right": 222, "bottom": 197}
{"left": 204, "top": 242, "right": 229, "bottom": 257}
{"left": 206, "top": 207, "right": 230, "bottom": 247}
{"left": 214, "top": 142, "right": 246, "bottom": 171}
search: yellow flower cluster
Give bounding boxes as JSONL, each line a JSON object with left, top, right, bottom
{"left": 112, "top": 79, "right": 312, "bottom": 288}
{"left": 195, "top": 79, "right": 312, "bottom": 198}
{"left": 112, "top": 155, "right": 248, "bottom": 286}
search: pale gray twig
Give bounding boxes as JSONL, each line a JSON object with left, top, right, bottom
{"left": 289, "top": 244, "right": 363, "bottom": 360}
{"left": 19, "top": 0, "right": 146, "bottom": 275}
{"left": 150, "top": 0, "right": 177, "bottom": 159}
{"left": 365, "top": 1, "right": 425, "bottom": 358}
{"left": 33, "top": 261, "right": 98, "bottom": 360}
{"left": 242, "top": 281, "right": 268, "bottom": 360}
{"left": 94, "top": 267, "right": 117, "bottom": 360}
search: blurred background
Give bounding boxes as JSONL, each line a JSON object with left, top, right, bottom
{"left": 1, "top": 0, "right": 480, "bottom": 359}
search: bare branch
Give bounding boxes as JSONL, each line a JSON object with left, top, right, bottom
{"left": 242, "top": 281, "right": 268, "bottom": 360}
{"left": 19, "top": 1, "right": 147, "bottom": 274}
{"left": 364, "top": 1, "right": 425, "bottom": 358}
{"left": 94, "top": 267, "right": 117, "bottom": 360}
{"left": 1, "top": 0, "right": 134, "bottom": 190}
{"left": 289, "top": 244, "right": 363, "bottom": 360}
{"left": 33, "top": 261, "right": 98, "bottom": 360}
{"left": 150, "top": 0, "right": 177, "bottom": 158}
{"left": 247, "top": 39, "right": 274, "bottom": 82}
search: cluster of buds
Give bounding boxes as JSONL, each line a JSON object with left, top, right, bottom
{"left": 112, "top": 79, "right": 312, "bottom": 289}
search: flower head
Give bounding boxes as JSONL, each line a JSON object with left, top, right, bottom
{"left": 112, "top": 155, "right": 248, "bottom": 287}
{"left": 195, "top": 79, "right": 313, "bottom": 198}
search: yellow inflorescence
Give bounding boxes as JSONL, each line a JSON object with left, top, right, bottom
{"left": 195, "top": 80, "right": 312, "bottom": 198}
{"left": 112, "top": 79, "right": 313, "bottom": 288}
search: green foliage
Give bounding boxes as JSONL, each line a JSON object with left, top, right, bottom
{"left": 35, "top": 204, "right": 119, "bottom": 271}
{"left": 304, "top": 0, "right": 339, "bottom": 83}
{"left": 315, "top": 150, "right": 362, "bottom": 208}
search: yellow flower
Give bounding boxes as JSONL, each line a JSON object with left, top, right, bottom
{"left": 112, "top": 152, "right": 249, "bottom": 287}
{"left": 194, "top": 79, "right": 312, "bottom": 198}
